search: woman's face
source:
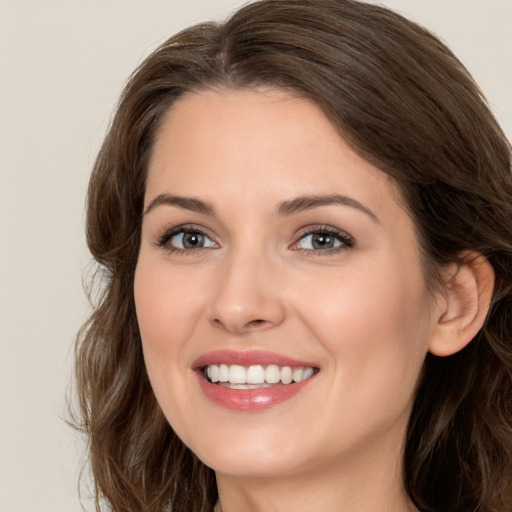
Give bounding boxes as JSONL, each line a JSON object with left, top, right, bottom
{"left": 134, "top": 88, "right": 441, "bottom": 479}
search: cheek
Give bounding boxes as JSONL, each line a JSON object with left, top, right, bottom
{"left": 133, "top": 260, "right": 206, "bottom": 394}
{"left": 295, "top": 257, "right": 432, "bottom": 404}
{"left": 133, "top": 260, "right": 207, "bottom": 441}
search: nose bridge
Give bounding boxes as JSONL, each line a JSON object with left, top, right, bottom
{"left": 208, "top": 241, "right": 285, "bottom": 333}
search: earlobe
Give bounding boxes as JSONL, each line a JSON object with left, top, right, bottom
{"left": 428, "top": 253, "right": 495, "bottom": 357}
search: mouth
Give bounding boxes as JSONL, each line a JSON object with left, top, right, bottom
{"left": 193, "top": 350, "right": 319, "bottom": 411}
{"left": 202, "top": 364, "right": 316, "bottom": 389}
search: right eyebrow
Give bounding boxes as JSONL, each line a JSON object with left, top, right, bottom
{"left": 143, "top": 194, "right": 216, "bottom": 216}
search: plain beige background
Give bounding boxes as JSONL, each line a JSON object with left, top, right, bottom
{"left": 0, "top": 1, "right": 510, "bottom": 511}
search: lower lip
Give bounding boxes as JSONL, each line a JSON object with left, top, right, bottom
{"left": 196, "top": 372, "right": 315, "bottom": 412}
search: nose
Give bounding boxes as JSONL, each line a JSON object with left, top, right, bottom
{"left": 207, "top": 248, "right": 286, "bottom": 334}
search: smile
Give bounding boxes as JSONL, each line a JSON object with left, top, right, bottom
{"left": 204, "top": 364, "right": 315, "bottom": 388}
{"left": 194, "top": 350, "right": 320, "bottom": 411}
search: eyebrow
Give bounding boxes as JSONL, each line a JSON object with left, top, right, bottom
{"left": 277, "top": 194, "right": 379, "bottom": 223}
{"left": 144, "top": 192, "right": 379, "bottom": 223}
{"left": 144, "top": 194, "right": 215, "bottom": 216}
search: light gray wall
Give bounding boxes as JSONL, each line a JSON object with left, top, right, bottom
{"left": 1, "top": 1, "right": 510, "bottom": 511}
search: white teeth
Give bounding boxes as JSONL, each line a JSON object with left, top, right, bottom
{"left": 292, "top": 367, "right": 303, "bottom": 383}
{"left": 265, "top": 364, "right": 281, "bottom": 384}
{"left": 247, "top": 365, "right": 265, "bottom": 384}
{"left": 303, "top": 367, "right": 314, "bottom": 380}
{"left": 228, "top": 364, "right": 246, "bottom": 384}
{"left": 281, "top": 366, "right": 293, "bottom": 385}
{"left": 209, "top": 365, "right": 219, "bottom": 383}
{"left": 218, "top": 364, "right": 229, "bottom": 383}
{"left": 204, "top": 363, "right": 316, "bottom": 386}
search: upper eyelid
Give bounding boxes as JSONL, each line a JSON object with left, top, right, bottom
{"left": 291, "top": 225, "right": 355, "bottom": 251}
{"left": 156, "top": 224, "right": 217, "bottom": 246}
{"left": 295, "top": 225, "right": 354, "bottom": 241}
{"left": 161, "top": 224, "right": 214, "bottom": 237}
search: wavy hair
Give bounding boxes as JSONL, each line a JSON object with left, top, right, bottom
{"left": 73, "top": 1, "right": 512, "bottom": 510}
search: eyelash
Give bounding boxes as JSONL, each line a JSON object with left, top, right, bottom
{"left": 154, "top": 224, "right": 354, "bottom": 256}
{"left": 155, "top": 224, "right": 215, "bottom": 255}
{"left": 292, "top": 225, "right": 354, "bottom": 255}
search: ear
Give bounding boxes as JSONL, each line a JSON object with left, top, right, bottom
{"left": 429, "top": 252, "right": 495, "bottom": 357}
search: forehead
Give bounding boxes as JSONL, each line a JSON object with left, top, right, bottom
{"left": 146, "top": 87, "right": 402, "bottom": 223}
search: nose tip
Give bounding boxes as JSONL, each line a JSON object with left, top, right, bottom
{"left": 207, "top": 258, "right": 286, "bottom": 335}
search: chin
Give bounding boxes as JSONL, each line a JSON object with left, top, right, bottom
{"left": 199, "top": 448, "right": 310, "bottom": 479}
{"left": 180, "top": 424, "right": 313, "bottom": 478}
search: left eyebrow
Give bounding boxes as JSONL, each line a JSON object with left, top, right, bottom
{"left": 277, "top": 194, "right": 379, "bottom": 223}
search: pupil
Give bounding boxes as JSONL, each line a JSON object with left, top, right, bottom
{"left": 312, "top": 233, "right": 333, "bottom": 249}
{"left": 183, "top": 232, "right": 203, "bottom": 248}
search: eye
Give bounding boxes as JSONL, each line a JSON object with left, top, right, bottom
{"left": 157, "top": 226, "right": 218, "bottom": 253}
{"left": 291, "top": 226, "right": 354, "bottom": 253}
{"left": 170, "top": 231, "right": 216, "bottom": 249}
{"left": 298, "top": 232, "right": 342, "bottom": 250}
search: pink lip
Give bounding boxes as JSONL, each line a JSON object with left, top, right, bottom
{"left": 192, "top": 349, "right": 317, "bottom": 369}
{"left": 193, "top": 350, "right": 319, "bottom": 412}
{"left": 196, "top": 376, "right": 315, "bottom": 411}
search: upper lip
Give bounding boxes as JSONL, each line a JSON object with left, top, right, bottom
{"left": 192, "top": 349, "right": 318, "bottom": 370}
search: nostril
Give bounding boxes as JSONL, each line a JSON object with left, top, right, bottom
{"left": 211, "top": 318, "right": 267, "bottom": 331}
{"left": 247, "top": 319, "right": 266, "bottom": 328}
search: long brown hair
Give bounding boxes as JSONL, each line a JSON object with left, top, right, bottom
{"left": 73, "top": 1, "right": 512, "bottom": 510}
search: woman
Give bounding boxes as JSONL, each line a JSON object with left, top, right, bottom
{"left": 74, "top": 1, "right": 512, "bottom": 511}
